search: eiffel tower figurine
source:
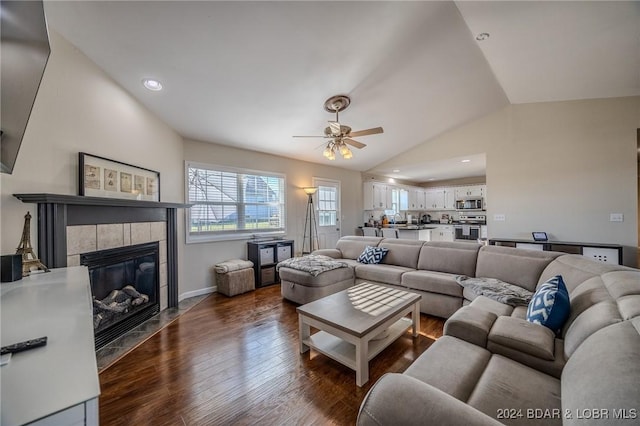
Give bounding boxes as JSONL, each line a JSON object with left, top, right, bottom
{"left": 16, "top": 211, "right": 49, "bottom": 276}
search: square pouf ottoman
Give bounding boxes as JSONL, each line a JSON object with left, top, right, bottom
{"left": 214, "top": 259, "right": 255, "bottom": 297}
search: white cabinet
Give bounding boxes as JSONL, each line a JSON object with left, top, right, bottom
{"left": 430, "top": 226, "right": 454, "bottom": 242}
{"left": 1, "top": 267, "right": 100, "bottom": 426}
{"left": 364, "top": 182, "right": 392, "bottom": 210}
{"left": 455, "top": 185, "right": 485, "bottom": 199}
{"left": 398, "top": 188, "right": 409, "bottom": 211}
{"left": 443, "top": 188, "right": 456, "bottom": 210}
{"left": 408, "top": 188, "right": 426, "bottom": 210}
{"left": 397, "top": 229, "right": 432, "bottom": 241}
{"left": 424, "top": 189, "right": 446, "bottom": 210}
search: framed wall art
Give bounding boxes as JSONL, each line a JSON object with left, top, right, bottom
{"left": 79, "top": 152, "right": 160, "bottom": 201}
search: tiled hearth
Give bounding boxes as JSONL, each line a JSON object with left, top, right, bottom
{"left": 96, "top": 294, "right": 208, "bottom": 372}
{"left": 66, "top": 221, "right": 169, "bottom": 310}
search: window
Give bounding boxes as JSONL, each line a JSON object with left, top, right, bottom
{"left": 186, "top": 162, "right": 286, "bottom": 242}
{"left": 317, "top": 185, "right": 337, "bottom": 227}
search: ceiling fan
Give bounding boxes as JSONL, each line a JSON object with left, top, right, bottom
{"left": 293, "top": 95, "right": 383, "bottom": 160}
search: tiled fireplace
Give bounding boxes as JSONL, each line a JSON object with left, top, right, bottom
{"left": 67, "top": 221, "right": 169, "bottom": 310}
{"left": 13, "top": 193, "right": 190, "bottom": 347}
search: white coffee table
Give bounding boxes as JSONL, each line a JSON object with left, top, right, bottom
{"left": 297, "top": 282, "right": 421, "bottom": 386}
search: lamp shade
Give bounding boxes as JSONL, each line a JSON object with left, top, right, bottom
{"left": 303, "top": 187, "right": 318, "bottom": 195}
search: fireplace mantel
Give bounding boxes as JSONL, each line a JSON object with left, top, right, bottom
{"left": 14, "top": 193, "right": 190, "bottom": 209}
{"left": 14, "top": 193, "right": 190, "bottom": 308}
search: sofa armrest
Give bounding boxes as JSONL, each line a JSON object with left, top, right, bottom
{"left": 311, "top": 248, "right": 342, "bottom": 259}
{"left": 488, "top": 316, "right": 555, "bottom": 360}
{"left": 444, "top": 306, "right": 498, "bottom": 347}
{"left": 357, "top": 373, "right": 503, "bottom": 426}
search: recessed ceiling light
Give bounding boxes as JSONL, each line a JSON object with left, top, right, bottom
{"left": 461, "top": 159, "right": 471, "bottom": 163}
{"left": 142, "top": 78, "right": 163, "bottom": 91}
{"left": 428, "top": 178, "right": 436, "bottom": 181}
{"left": 475, "top": 33, "right": 490, "bottom": 41}
{"left": 392, "top": 169, "right": 400, "bottom": 173}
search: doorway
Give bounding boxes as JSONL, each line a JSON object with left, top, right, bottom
{"left": 312, "top": 177, "right": 341, "bottom": 249}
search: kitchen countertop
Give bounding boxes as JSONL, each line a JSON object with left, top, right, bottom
{"left": 360, "top": 223, "right": 487, "bottom": 230}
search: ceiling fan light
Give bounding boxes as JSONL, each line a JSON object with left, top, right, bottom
{"left": 338, "top": 143, "right": 349, "bottom": 156}
{"left": 343, "top": 148, "right": 353, "bottom": 159}
{"left": 323, "top": 146, "right": 332, "bottom": 158}
{"left": 327, "top": 150, "right": 336, "bottom": 160}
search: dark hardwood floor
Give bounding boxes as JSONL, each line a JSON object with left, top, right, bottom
{"left": 99, "top": 285, "right": 445, "bottom": 425}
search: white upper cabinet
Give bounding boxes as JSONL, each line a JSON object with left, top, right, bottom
{"left": 363, "top": 182, "right": 393, "bottom": 210}
{"left": 399, "top": 188, "right": 409, "bottom": 211}
{"left": 455, "top": 185, "right": 484, "bottom": 199}
{"left": 443, "top": 188, "right": 456, "bottom": 210}
{"left": 409, "top": 188, "right": 426, "bottom": 210}
{"left": 424, "top": 188, "right": 446, "bottom": 210}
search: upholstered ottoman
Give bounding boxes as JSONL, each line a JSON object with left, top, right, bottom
{"left": 278, "top": 256, "right": 354, "bottom": 305}
{"left": 214, "top": 259, "right": 255, "bottom": 297}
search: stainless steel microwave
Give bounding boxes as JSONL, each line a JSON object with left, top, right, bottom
{"left": 455, "top": 198, "right": 483, "bottom": 211}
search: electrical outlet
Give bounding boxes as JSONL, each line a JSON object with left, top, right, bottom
{"left": 609, "top": 213, "right": 623, "bottom": 222}
{"left": 494, "top": 214, "right": 506, "bottom": 222}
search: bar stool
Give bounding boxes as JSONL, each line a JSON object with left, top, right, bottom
{"left": 380, "top": 228, "right": 398, "bottom": 238}
{"left": 362, "top": 227, "right": 378, "bottom": 237}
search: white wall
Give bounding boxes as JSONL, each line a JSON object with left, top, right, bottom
{"left": 375, "top": 97, "right": 640, "bottom": 266}
{"left": 0, "top": 31, "right": 185, "bottom": 267}
{"left": 181, "top": 138, "right": 363, "bottom": 296}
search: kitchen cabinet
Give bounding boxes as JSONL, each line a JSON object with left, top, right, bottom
{"left": 408, "top": 188, "right": 426, "bottom": 210}
{"left": 398, "top": 188, "right": 409, "bottom": 211}
{"left": 397, "top": 229, "right": 431, "bottom": 241}
{"left": 429, "top": 225, "right": 454, "bottom": 242}
{"left": 247, "top": 239, "right": 294, "bottom": 287}
{"left": 443, "top": 188, "right": 456, "bottom": 210}
{"left": 363, "top": 182, "right": 393, "bottom": 210}
{"left": 455, "top": 185, "right": 485, "bottom": 199}
{"left": 424, "top": 188, "right": 446, "bottom": 210}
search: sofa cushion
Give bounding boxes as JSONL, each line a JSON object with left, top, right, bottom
{"left": 417, "top": 242, "right": 480, "bottom": 277}
{"left": 355, "top": 264, "right": 413, "bottom": 286}
{"left": 526, "top": 275, "right": 570, "bottom": 334}
{"left": 467, "top": 355, "right": 562, "bottom": 426}
{"left": 356, "top": 246, "right": 389, "bottom": 264}
{"left": 277, "top": 264, "right": 353, "bottom": 286}
{"left": 402, "top": 270, "right": 462, "bottom": 297}
{"left": 404, "top": 336, "right": 491, "bottom": 402}
{"left": 335, "top": 236, "right": 383, "bottom": 260}
{"left": 561, "top": 318, "right": 640, "bottom": 426}
{"left": 457, "top": 276, "right": 534, "bottom": 306}
{"left": 538, "top": 254, "right": 624, "bottom": 293}
{"left": 469, "top": 296, "right": 515, "bottom": 317}
{"left": 476, "top": 246, "right": 561, "bottom": 292}
{"left": 562, "top": 301, "right": 622, "bottom": 357}
{"left": 488, "top": 316, "right": 556, "bottom": 361}
{"left": 379, "top": 239, "right": 424, "bottom": 269}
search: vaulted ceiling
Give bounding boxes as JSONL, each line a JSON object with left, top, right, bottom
{"left": 44, "top": 1, "right": 640, "bottom": 182}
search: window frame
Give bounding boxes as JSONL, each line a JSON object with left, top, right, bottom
{"left": 185, "top": 161, "right": 287, "bottom": 243}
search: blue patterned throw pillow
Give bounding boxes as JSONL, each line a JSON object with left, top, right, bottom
{"left": 526, "top": 275, "right": 570, "bottom": 334}
{"left": 357, "top": 246, "right": 389, "bottom": 264}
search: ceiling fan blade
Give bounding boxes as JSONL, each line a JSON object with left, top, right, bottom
{"left": 344, "top": 138, "right": 366, "bottom": 149}
{"left": 348, "top": 127, "right": 383, "bottom": 137}
{"left": 328, "top": 121, "right": 341, "bottom": 136}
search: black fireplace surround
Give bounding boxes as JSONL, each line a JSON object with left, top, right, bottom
{"left": 13, "top": 193, "right": 191, "bottom": 347}
{"left": 82, "top": 242, "right": 160, "bottom": 349}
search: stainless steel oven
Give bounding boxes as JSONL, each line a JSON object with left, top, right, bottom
{"left": 454, "top": 225, "right": 480, "bottom": 241}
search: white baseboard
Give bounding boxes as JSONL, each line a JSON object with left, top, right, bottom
{"left": 179, "top": 286, "right": 217, "bottom": 302}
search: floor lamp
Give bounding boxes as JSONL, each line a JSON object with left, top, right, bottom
{"left": 302, "top": 187, "right": 319, "bottom": 254}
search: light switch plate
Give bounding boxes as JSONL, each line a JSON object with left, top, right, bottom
{"left": 494, "top": 214, "right": 506, "bottom": 221}
{"left": 610, "top": 213, "right": 623, "bottom": 222}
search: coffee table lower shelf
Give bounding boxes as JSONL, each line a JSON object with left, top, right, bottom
{"left": 302, "top": 317, "right": 412, "bottom": 372}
